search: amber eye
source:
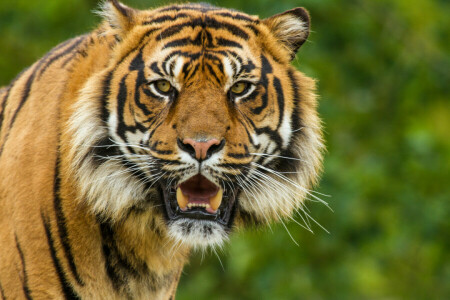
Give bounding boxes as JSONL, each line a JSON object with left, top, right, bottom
{"left": 230, "top": 82, "right": 249, "bottom": 95}
{"left": 155, "top": 80, "right": 172, "bottom": 93}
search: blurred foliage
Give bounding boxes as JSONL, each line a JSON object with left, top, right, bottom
{"left": 1, "top": 0, "right": 449, "bottom": 299}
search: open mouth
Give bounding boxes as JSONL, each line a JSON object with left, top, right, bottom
{"left": 162, "top": 174, "right": 236, "bottom": 227}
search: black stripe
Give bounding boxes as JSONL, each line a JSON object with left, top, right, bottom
{"left": 163, "top": 36, "right": 202, "bottom": 49}
{"left": 161, "top": 51, "right": 203, "bottom": 65}
{"left": 112, "top": 0, "right": 132, "bottom": 18}
{"left": 60, "top": 53, "right": 77, "bottom": 68}
{"left": 157, "top": 18, "right": 204, "bottom": 41}
{"left": 221, "top": 49, "right": 242, "bottom": 63}
{"left": 142, "top": 13, "right": 189, "bottom": 25}
{"left": 15, "top": 235, "right": 32, "bottom": 300}
{"left": 129, "top": 50, "right": 153, "bottom": 116}
{"left": 89, "top": 135, "right": 120, "bottom": 166}
{"left": 240, "top": 59, "right": 256, "bottom": 75}
{"left": 251, "top": 54, "right": 272, "bottom": 115}
{"left": 216, "top": 37, "right": 242, "bottom": 48}
{"left": 245, "top": 24, "right": 260, "bottom": 36}
{"left": 37, "top": 36, "right": 85, "bottom": 79}
{"left": 205, "top": 63, "right": 221, "bottom": 85}
{"left": 204, "top": 16, "right": 249, "bottom": 40}
{"left": 100, "top": 30, "right": 160, "bottom": 128}
{"left": 0, "top": 38, "right": 78, "bottom": 156}
{"left": 184, "top": 63, "right": 200, "bottom": 82}
{"left": 158, "top": 4, "right": 220, "bottom": 13}
{"left": 60, "top": 44, "right": 88, "bottom": 69}
{"left": 161, "top": 54, "right": 172, "bottom": 76}
{"left": 236, "top": 115, "right": 258, "bottom": 148}
{"left": 42, "top": 213, "right": 81, "bottom": 300}
{"left": 0, "top": 66, "right": 30, "bottom": 138}
{"left": 202, "top": 30, "right": 214, "bottom": 48}
{"left": 287, "top": 69, "right": 302, "bottom": 140}
{"left": 227, "top": 152, "right": 250, "bottom": 159}
{"left": 150, "top": 62, "right": 164, "bottom": 76}
{"left": 149, "top": 145, "right": 173, "bottom": 155}
{"left": 115, "top": 74, "right": 136, "bottom": 141}
{"left": 152, "top": 157, "right": 184, "bottom": 166}
{"left": 157, "top": 16, "right": 249, "bottom": 41}
{"left": 255, "top": 126, "right": 283, "bottom": 150}
{"left": 23, "top": 38, "right": 75, "bottom": 80}
{"left": 53, "top": 156, "right": 84, "bottom": 286}
{"left": 99, "top": 221, "right": 148, "bottom": 292}
{"left": 271, "top": 69, "right": 303, "bottom": 174}
{"left": 273, "top": 76, "right": 285, "bottom": 130}
{"left": 215, "top": 12, "right": 256, "bottom": 23}
{"left": 0, "top": 65, "right": 38, "bottom": 157}
{"left": 115, "top": 28, "right": 160, "bottom": 67}
{"left": 100, "top": 224, "right": 127, "bottom": 291}
{"left": 100, "top": 70, "right": 114, "bottom": 126}
{"left": 241, "top": 101, "right": 283, "bottom": 150}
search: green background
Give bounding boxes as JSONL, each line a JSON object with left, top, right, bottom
{"left": 1, "top": 0, "right": 448, "bottom": 299}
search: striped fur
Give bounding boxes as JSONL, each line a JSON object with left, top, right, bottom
{"left": 0, "top": 1, "right": 323, "bottom": 299}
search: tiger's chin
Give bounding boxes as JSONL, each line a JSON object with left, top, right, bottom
{"left": 161, "top": 174, "right": 238, "bottom": 248}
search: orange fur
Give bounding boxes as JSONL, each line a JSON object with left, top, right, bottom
{"left": 0, "top": 2, "right": 323, "bottom": 299}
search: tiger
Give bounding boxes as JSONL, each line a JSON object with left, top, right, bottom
{"left": 0, "top": 0, "right": 323, "bottom": 299}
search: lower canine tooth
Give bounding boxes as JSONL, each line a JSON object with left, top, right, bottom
{"left": 176, "top": 187, "right": 188, "bottom": 209}
{"left": 210, "top": 189, "right": 223, "bottom": 211}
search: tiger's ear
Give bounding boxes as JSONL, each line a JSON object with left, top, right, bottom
{"left": 263, "top": 8, "right": 310, "bottom": 60}
{"left": 99, "top": 0, "right": 136, "bottom": 39}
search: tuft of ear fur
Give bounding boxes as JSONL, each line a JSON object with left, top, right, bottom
{"left": 263, "top": 8, "right": 310, "bottom": 60}
{"left": 97, "top": 0, "right": 136, "bottom": 39}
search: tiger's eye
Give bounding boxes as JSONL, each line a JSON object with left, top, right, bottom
{"left": 230, "top": 82, "right": 248, "bottom": 95}
{"left": 155, "top": 80, "right": 172, "bottom": 93}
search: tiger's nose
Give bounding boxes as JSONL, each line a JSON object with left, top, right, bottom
{"left": 178, "top": 138, "right": 225, "bottom": 161}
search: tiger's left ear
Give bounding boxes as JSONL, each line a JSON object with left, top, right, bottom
{"left": 263, "top": 8, "right": 310, "bottom": 60}
{"left": 99, "top": 0, "right": 137, "bottom": 39}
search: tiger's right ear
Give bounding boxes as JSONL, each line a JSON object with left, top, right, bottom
{"left": 98, "top": 0, "right": 136, "bottom": 39}
{"left": 263, "top": 8, "right": 310, "bottom": 61}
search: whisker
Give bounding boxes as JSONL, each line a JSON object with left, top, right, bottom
{"left": 244, "top": 165, "right": 329, "bottom": 233}
{"left": 244, "top": 171, "right": 313, "bottom": 233}
{"left": 250, "top": 162, "right": 332, "bottom": 211}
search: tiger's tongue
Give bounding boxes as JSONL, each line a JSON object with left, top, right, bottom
{"left": 176, "top": 174, "right": 222, "bottom": 213}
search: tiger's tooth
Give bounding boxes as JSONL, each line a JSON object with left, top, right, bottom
{"left": 210, "top": 188, "right": 223, "bottom": 211}
{"left": 176, "top": 187, "right": 188, "bottom": 210}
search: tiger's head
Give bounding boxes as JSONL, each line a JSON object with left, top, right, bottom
{"left": 67, "top": 1, "right": 323, "bottom": 249}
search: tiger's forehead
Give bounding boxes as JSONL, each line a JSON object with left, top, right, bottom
{"left": 134, "top": 4, "right": 262, "bottom": 88}
{"left": 148, "top": 3, "right": 260, "bottom": 25}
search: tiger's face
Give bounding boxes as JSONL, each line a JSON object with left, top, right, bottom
{"left": 69, "top": 2, "right": 323, "bottom": 248}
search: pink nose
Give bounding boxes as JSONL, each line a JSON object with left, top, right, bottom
{"left": 182, "top": 138, "right": 221, "bottom": 160}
